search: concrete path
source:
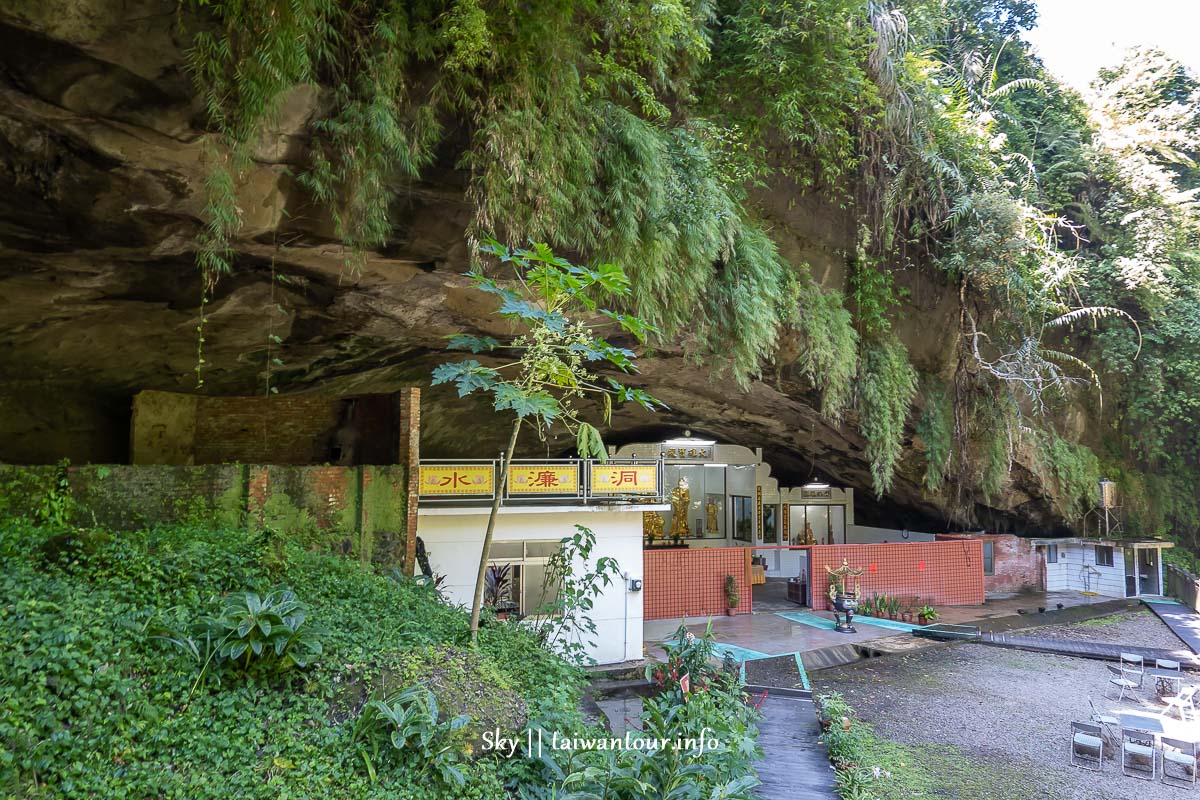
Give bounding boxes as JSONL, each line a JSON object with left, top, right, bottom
{"left": 1143, "top": 597, "right": 1200, "bottom": 655}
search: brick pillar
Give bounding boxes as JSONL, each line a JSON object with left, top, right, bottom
{"left": 397, "top": 388, "right": 421, "bottom": 576}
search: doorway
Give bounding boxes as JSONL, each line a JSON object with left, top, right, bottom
{"left": 1124, "top": 548, "right": 1136, "bottom": 597}
{"left": 1137, "top": 548, "right": 1160, "bottom": 596}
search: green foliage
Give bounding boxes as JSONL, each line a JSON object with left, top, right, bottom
{"left": 353, "top": 687, "right": 470, "bottom": 788}
{"left": 915, "top": 378, "right": 953, "bottom": 492}
{"left": 523, "top": 621, "right": 761, "bottom": 799}
{"left": 434, "top": 241, "right": 662, "bottom": 437}
{"left": 857, "top": 337, "right": 918, "bottom": 496}
{"left": 775, "top": 270, "right": 859, "bottom": 420}
{"left": 723, "top": 574, "right": 740, "bottom": 607}
{"left": 175, "top": 589, "right": 324, "bottom": 672}
{"left": 707, "top": 0, "right": 876, "bottom": 188}
{"left": 1032, "top": 431, "right": 1102, "bottom": 522}
{"left": 524, "top": 525, "right": 623, "bottom": 666}
{"left": 0, "top": 519, "right": 580, "bottom": 798}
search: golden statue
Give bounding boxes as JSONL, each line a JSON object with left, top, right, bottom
{"left": 643, "top": 511, "right": 664, "bottom": 542}
{"left": 669, "top": 477, "right": 691, "bottom": 542}
{"left": 802, "top": 520, "right": 816, "bottom": 546}
{"left": 706, "top": 497, "right": 720, "bottom": 534}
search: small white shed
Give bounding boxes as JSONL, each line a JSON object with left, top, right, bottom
{"left": 1031, "top": 537, "right": 1173, "bottom": 598}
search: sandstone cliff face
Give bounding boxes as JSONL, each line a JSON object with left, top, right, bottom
{"left": 0, "top": 1, "right": 1075, "bottom": 533}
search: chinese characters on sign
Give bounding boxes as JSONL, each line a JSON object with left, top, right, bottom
{"left": 589, "top": 464, "right": 659, "bottom": 495}
{"left": 418, "top": 465, "right": 495, "bottom": 496}
{"left": 660, "top": 445, "right": 714, "bottom": 461}
{"left": 508, "top": 464, "right": 580, "bottom": 495}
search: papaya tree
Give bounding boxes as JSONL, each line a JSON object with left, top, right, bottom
{"left": 432, "top": 241, "right": 662, "bottom": 643}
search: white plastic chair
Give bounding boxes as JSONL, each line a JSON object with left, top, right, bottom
{"left": 1070, "top": 722, "right": 1104, "bottom": 771}
{"left": 1107, "top": 665, "right": 1140, "bottom": 702}
{"left": 1161, "top": 736, "right": 1198, "bottom": 788}
{"left": 1156, "top": 658, "right": 1182, "bottom": 673}
{"left": 1122, "top": 728, "right": 1157, "bottom": 780}
{"left": 1120, "top": 653, "right": 1146, "bottom": 687}
{"left": 1162, "top": 685, "right": 1199, "bottom": 722}
{"left": 1088, "top": 697, "right": 1120, "bottom": 747}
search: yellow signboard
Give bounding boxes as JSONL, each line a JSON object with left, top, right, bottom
{"left": 508, "top": 464, "right": 580, "bottom": 495}
{"left": 589, "top": 463, "right": 658, "bottom": 495}
{"left": 419, "top": 464, "right": 495, "bottom": 496}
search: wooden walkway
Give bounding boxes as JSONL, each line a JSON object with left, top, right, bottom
{"left": 979, "top": 632, "right": 1200, "bottom": 667}
{"left": 1143, "top": 599, "right": 1200, "bottom": 655}
{"left": 751, "top": 692, "right": 838, "bottom": 799}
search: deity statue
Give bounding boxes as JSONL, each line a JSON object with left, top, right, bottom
{"left": 706, "top": 497, "right": 720, "bottom": 534}
{"left": 802, "top": 521, "right": 816, "bottom": 546}
{"left": 643, "top": 511, "right": 665, "bottom": 543}
{"left": 669, "top": 478, "right": 691, "bottom": 542}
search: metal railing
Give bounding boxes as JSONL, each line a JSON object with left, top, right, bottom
{"left": 417, "top": 457, "right": 666, "bottom": 505}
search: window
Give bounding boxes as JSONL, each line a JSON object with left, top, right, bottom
{"left": 487, "top": 540, "right": 562, "bottom": 615}
{"left": 732, "top": 496, "right": 753, "bottom": 542}
{"left": 983, "top": 541, "right": 994, "bottom": 576}
{"left": 1095, "top": 545, "right": 1114, "bottom": 567}
{"left": 1046, "top": 544, "right": 1058, "bottom": 564}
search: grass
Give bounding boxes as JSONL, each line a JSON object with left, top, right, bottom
{"left": 826, "top": 713, "right": 1067, "bottom": 800}
{"left": 1077, "top": 610, "right": 1144, "bottom": 627}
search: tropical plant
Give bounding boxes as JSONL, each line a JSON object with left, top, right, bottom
{"left": 432, "top": 241, "right": 661, "bottom": 643}
{"left": 483, "top": 563, "right": 513, "bottom": 608}
{"left": 197, "top": 589, "right": 323, "bottom": 671}
{"left": 918, "top": 604, "right": 939, "bottom": 622}
{"left": 352, "top": 686, "right": 470, "bottom": 787}
{"left": 524, "top": 525, "right": 622, "bottom": 665}
{"left": 724, "top": 574, "right": 740, "bottom": 608}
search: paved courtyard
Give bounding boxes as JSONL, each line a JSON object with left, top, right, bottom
{"left": 643, "top": 582, "right": 1123, "bottom": 666}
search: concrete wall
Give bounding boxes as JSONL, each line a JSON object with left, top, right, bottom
{"left": 848, "top": 525, "right": 937, "bottom": 544}
{"left": 418, "top": 506, "right": 645, "bottom": 665}
{"left": 937, "top": 533, "right": 1042, "bottom": 594}
{"left": 131, "top": 390, "right": 410, "bottom": 466}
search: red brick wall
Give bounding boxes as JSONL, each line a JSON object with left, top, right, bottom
{"left": 644, "top": 547, "right": 752, "bottom": 620}
{"left": 811, "top": 541, "right": 985, "bottom": 610}
{"left": 936, "top": 533, "right": 1042, "bottom": 594}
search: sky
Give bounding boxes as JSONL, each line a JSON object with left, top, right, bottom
{"left": 1025, "top": 0, "right": 1200, "bottom": 93}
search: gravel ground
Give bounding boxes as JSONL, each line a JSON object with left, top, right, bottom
{"left": 744, "top": 654, "right": 804, "bottom": 688}
{"left": 1033, "top": 609, "right": 1189, "bottom": 651}
{"left": 817, "top": 611, "right": 1196, "bottom": 800}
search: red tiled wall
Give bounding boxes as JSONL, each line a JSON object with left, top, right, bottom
{"left": 644, "top": 548, "right": 752, "bottom": 620}
{"left": 811, "top": 541, "right": 985, "bottom": 610}
{"left": 937, "top": 533, "right": 1041, "bottom": 594}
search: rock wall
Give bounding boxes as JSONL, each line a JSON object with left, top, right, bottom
{"left": 0, "top": 0, "right": 1085, "bottom": 535}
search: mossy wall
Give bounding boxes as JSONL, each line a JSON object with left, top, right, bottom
{"left": 0, "top": 462, "right": 411, "bottom": 570}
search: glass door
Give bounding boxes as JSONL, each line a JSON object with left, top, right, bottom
{"left": 1124, "top": 548, "right": 1137, "bottom": 597}
{"left": 1138, "top": 549, "right": 1159, "bottom": 595}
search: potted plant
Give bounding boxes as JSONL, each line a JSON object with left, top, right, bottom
{"left": 861, "top": 594, "right": 876, "bottom": 616}
{"left": 484, "top": 563, "right": 518, "bottom": 620}
{"left": 723, "top": 575, "right": 739, "bottom": 616}
{"left": 887, "top": 596, "right": 901, "bottom": 620}
{"left": 901, "top": 597, "right": 914, "bottom": 623}
{"left": 918, "top": 604, "right": 939, "bottom": 625}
